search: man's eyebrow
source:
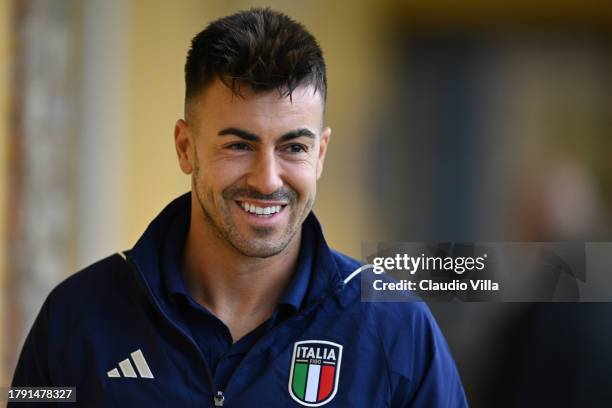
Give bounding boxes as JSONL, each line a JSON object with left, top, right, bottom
{"left": 278, "top": 128, "right": 316, "bottom": 142}
{"left": 218, "top": 127, "right": 259, "bottom": 141}
{"left": 217, "top": 127, "right": 316, "bottom": 142}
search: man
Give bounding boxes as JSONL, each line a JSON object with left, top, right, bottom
{"left": 11, "top": 8, "right": 467, "bottom": 407}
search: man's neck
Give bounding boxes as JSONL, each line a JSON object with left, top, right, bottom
{"left": 182, "top": 202, "right": 302, "bottom": 342}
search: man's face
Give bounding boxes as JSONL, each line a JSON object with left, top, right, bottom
{"left": 175, "top": 78, "right": 331, "bottom": 258}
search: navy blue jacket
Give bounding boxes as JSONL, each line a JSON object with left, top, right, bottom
{"left": 11, "top": 193, "right": 467, "bottom": 407}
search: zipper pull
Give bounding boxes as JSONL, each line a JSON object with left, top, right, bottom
{"left": 213, "top": 391, "right": 225, "bottom": 406}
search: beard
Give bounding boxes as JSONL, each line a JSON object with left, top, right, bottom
{"left": 192, "top": 157, "right": 313, "bottom": 258}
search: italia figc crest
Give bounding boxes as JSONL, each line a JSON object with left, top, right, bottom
{"left": 288, "top": 340, "right": 343, "bottom": 406}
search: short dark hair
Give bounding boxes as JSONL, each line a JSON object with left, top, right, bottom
{"left": 184, "top": 8, "right": 326, "bottom": 109}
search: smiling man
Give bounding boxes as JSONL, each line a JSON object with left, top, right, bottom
{"left": 11, "top": 8, "right": 467, "bottom": 407}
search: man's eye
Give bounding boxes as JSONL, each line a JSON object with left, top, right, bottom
{"left": 227, "top": 143, "right": 251, "bottom": 151}
{"left": 284, "top": 144, "right": 308, "bottom": 153}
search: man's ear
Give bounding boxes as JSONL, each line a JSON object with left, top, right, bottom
{"left": 316, "top": 126, "right": 331, "bottom": 180}
{"left": 174, "top": 119, "right": 194, "bottom": 174}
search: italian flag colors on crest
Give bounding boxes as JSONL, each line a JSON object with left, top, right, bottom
{"left": 288, "top": 340, "right": 343, "bottom": 407}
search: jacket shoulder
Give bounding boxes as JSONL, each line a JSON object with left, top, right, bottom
{"left": 43, "top": 252, "right": 138, "bottom": 336}
{"left": 328, "top": 251, "right": 452, "bottom": 375}
{"left": 11, "top": 253, "right": 135, "bottom": 387}
{"left": 48, "top": 253, "right": 131, "bottom": 306}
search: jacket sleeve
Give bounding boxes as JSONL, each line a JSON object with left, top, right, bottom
{"left": 374, "top": 302, "right": 468, "bottom": 407}
{"left": 10, "top": 297, "right": 53, "bottom": 388}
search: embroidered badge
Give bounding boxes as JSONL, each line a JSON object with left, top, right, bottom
{"left": 288, "top": 340, "right": 343, "bottom": 406}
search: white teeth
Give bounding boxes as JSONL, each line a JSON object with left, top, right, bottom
{"left": 240, "top": 202, "right": 283, "bottom": 216}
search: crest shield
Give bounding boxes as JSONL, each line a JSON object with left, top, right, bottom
{"left": 288, "top": 340, "right": 343, "bottom": 406}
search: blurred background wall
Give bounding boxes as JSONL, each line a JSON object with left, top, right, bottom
{"left": 0, "top": 0, "right": 10, "bottom": 391}
{"left": 2, "top": 0, "right": 612, "bottom": 406}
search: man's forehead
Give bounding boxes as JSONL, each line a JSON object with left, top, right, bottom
{"left": 191, "top": 78, "right": 324, "bottom": 120}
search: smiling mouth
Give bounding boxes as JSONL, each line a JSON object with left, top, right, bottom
{"left": 236, "top": 200, "right": 287, "bottom": 217}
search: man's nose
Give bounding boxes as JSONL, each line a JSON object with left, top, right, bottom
{"left": 245, "top": 151, "right": 283, "bottom": 195}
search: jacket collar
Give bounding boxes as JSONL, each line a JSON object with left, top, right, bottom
{"left": 128, "top": 192, "right": 344, "bottom": 319}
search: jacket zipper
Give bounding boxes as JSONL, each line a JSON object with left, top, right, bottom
{"left": 213, "top": 391, "right": 225, "bottom": 406}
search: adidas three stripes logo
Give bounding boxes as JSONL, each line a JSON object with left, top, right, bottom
{"left": 107, "top": 349, "right": 154, "bottom": 379}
